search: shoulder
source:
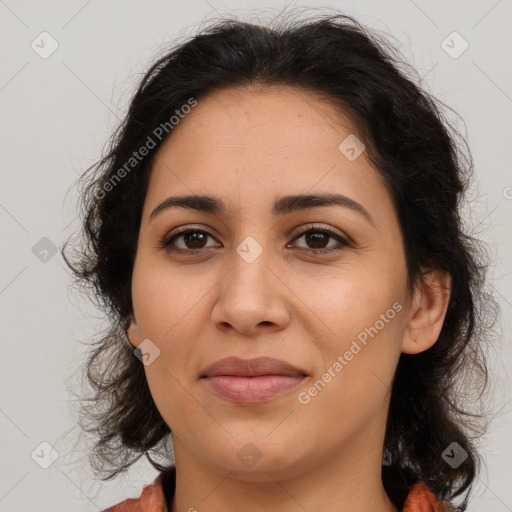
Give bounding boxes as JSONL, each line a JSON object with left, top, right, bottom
{"left": 100, "top": 469, "right": 452, "bottom": 512}
{"left": 101, "top": 473, "right": 168, "bottom": 512}
{"left": 402, "top": 481, "right": 455, "bottom": 512}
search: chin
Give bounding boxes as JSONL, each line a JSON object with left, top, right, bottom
{"left": 198, "top": 432, "right": 308, "bottom": 479}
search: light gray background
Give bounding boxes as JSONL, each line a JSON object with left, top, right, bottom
{"left": 1, "top": 1, "right": 511, "bottom": 511}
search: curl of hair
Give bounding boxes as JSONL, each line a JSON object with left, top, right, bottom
{"left": 62, "top": 9, "right": 498, "bottom": 510}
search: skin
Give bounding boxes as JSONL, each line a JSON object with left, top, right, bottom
{"left": 126, "top": 84, "right": 451, "bottom": 512}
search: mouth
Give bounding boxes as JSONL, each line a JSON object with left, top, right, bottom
{"left": 200, "top": 356, "right": 308, "bottom": 404}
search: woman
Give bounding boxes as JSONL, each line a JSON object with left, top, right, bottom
{"left": 62, "top": 11, "right": 494, "bottom": 512}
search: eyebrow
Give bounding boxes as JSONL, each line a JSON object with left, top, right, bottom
{"left": 149, "top": 193, "right": 374, "bottom": 226}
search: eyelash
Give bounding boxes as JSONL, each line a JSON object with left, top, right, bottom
{"left": 160, "top": 224, "right": 352, "bottom": 256}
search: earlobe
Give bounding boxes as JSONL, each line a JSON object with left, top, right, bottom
{"left": 401, "top": 269, "right": 451, "bottom": 355}
{"left": 124, "top": 315, "right": 141, "bottom": 349}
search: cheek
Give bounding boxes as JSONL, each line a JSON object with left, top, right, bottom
{"left": 296, "top": 257, "right": 406, "bottom": 403}
{"left": 294, "top": 254, "right": 406, "bottom": 345}
{"left": 131, "top": 259, "right": 217, "bottom": 418}
{"left": 131, "top": 257, "right": 214, "bottom": 342}
{"left": 297, "top": 293, "right": 404, "bottom": 436}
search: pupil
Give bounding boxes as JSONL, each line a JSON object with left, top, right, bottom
{"left": 307, "top": 232, "right": 327, "bottom": 248}
{"left": 186, "top": 232, "right": 206, "bottom": 248}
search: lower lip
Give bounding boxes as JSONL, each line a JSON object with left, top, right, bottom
{"left": 204, "top": 375, "right": 306, "bottom": 403}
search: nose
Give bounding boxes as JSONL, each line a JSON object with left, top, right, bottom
{"left": 210, "top": 247, "right": 291, "bottom": 337}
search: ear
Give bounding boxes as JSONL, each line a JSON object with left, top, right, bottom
{"left": 401, "top": 269, "right": 451, "bottom": 355}
{"left": 125, "top": 314, "right": 142, "bottom": 349}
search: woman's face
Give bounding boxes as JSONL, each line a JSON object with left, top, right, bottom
{"left": 127, "top": 85, "right": 420, "bottom": 480}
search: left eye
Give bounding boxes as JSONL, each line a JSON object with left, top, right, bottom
{"left": 161, "top": 226, "right": 349, "bottom": 254}
{"left": 290, "top": 228, "right": 349, "bottom": 253}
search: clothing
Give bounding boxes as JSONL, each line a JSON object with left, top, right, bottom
{"left": 102, "top": 466, "right": 454, "bottom": 512}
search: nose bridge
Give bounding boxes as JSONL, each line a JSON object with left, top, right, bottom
{"left": 235, "top": 233, "right": 266, "bottom": 267}
{"left": 227, "top": 210, "right": 274, "bottom": 275}
{"left": 227, "top": 232, "right": 273, "bottom": 294}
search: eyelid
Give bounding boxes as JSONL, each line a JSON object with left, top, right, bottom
{"left": 160, "top": 224, "right": 219, "bottom": 248}
{"left": 290, "top": 223, "right": 352, "bottom": 245}
{"left": 161, "top": 223, "right": 353, "bottom": 253}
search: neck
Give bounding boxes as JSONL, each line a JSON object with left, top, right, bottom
{"left": 169, "top": 433, "right": 398, "bottom": 512}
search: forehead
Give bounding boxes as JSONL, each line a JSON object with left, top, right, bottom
{"left": 144, "top": 84, "right": 390, "bottom": 222}
{"left": 162, "top": 84, "right": 357, "bottom": 156}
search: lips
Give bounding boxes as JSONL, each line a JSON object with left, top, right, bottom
{"left": 200, "top": 357, "right": 308, "bottom": 403}
{"left": 201, "top": 356, "right": 307, "bottom": 378}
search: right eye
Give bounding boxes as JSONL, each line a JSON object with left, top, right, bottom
{"left": 160, "top": 227, "right": 221, "bottom": 253}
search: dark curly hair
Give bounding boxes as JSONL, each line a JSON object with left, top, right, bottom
{"left": 62, "top": 9, "right": 498, "bottom": 511}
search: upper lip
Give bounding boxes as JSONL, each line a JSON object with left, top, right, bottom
{"left": 200, "top": 357, "right": 308, "bottom": 378}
